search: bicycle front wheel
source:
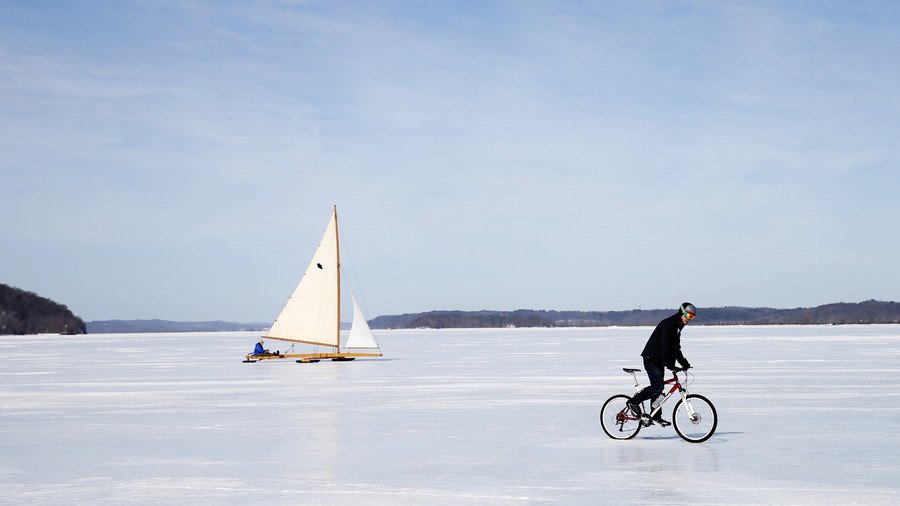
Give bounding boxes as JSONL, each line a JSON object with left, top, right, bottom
{"left": 672, "top": 394, "right": 717, "bottom": 443}
{"left": 600, "top": 394, "right": 642, "bottom": 440}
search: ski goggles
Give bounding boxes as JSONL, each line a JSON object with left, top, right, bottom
{"left": 683, "top": 310, "right": 696, "bottom": 320}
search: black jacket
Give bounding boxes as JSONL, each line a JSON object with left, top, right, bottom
{"left": 641, "top": 312, "right": 691, "bottom": 370}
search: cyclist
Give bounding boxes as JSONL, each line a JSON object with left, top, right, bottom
{"left": 627, "top": 302, "right": 696, "bottom": 426}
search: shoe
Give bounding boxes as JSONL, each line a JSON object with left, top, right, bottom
{"left": 651, "top": 412, "right": 671, "bottom": 427}
{"left": 626, "top": 402, "right": 642, "bottom": 416}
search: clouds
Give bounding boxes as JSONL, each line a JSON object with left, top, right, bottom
{"left": 1, "top": 1, "right": 898, "bottom": 320}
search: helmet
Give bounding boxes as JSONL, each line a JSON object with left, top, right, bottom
{"left": 680, "top": 302, "right": 696, "bottom": 320}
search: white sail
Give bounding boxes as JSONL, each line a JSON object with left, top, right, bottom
{"left": 345, "top": 293, "right": 380, "bottom": 350}
{"left": 266, "top": 209, "right": 340, "bottom": 347}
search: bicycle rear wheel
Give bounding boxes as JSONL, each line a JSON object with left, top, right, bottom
{"left": 672, "top": 394, "right": 717, "bottom": 443}
{"left": 600, "top": 394, "right": 642, "bottom": 440}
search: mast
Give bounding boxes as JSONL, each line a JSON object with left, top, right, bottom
{"left": 334, "top": 205, "right": 341, "bottom": 352}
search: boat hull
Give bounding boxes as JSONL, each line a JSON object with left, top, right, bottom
{"left": 244, "top": 351, "right": 382, "bottom": 362}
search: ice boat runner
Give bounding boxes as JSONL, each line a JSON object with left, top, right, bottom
{"left": 243, "top": 206, "right": 382, "bottom": 363}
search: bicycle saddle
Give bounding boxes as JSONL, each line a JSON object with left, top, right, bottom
{"left": 623, "top": 368, "right": 641, "bottom": 373}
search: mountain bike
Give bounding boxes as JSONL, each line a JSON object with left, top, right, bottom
{"left": 600, "top": 367, "right": 717, "bottom": 443}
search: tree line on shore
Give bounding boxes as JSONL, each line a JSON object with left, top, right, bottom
{"left": 367, "top": 300, "right": 900, "bottom": 329}
{"left": 0, "top": 283, "right": 86, "bottom": 335}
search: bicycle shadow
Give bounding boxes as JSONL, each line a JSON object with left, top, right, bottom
{"left": 638, "top": 434, "right": 683, "bottom": 440}
{"left": 638, "top": 431, "right": 743, "bottom": 441}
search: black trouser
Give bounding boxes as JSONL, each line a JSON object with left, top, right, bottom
{"left": 629, "top": 357, "right": 665, "bottom": 408}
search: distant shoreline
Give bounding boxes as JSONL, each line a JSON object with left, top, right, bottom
{"left": 80, "top": 300, "right": 899, "bottom": 333}
{"left": 368, "top": 300, "right": 899, "bottom": 329}
{"left": 86, "top": 320, "right": 271, "bottom": 334}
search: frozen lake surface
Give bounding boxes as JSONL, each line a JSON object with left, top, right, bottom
{"left": 1, "top": 325, "right": 899, "bottom": 504}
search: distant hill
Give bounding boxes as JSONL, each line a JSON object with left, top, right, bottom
{"left": 0, "top": 283, "right": 86, "bottom": 335}
{"left": 86, "top": 320, "right": 270, "bottom": 334}
{"left": 368, "top": 300, "right": 900, "bottom": 329}
{"left": 8, "top": 294, "right": 899, "bottom": 335}
{"left": 84, "top": 320, "right": 360, "bottom": 333}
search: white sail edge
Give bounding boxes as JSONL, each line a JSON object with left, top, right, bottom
{"left": 344, "top": 292, "right": 380, "bottom": 350}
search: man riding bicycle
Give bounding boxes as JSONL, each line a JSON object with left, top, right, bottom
{"left": 627, "top": 302, "right": 696, "bottom": 426}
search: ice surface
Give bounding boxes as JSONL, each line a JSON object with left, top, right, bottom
{"left": 1, "top": 325, "right": 899, "bottom": 504}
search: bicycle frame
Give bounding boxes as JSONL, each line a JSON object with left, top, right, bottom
{"left": 624, "top": 370, "right": 691, "bottom": 421}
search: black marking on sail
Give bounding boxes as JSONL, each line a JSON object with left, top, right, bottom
{"left": 317, "top": 263, "right": 323, "bottom": 269}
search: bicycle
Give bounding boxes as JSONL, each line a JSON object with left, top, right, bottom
{"left": 600, "top": 367, "right": 717, "bottom": 443}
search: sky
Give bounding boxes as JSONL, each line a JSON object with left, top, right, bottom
{"left": 2, "top": 1, "right": 899, "bottom": 322}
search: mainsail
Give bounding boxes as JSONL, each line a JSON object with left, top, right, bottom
{"left": 265, "top": 209, "right": 339, "bottom": 347}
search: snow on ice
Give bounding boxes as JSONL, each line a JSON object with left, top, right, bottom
{"left": 1, "top": 325, "right": 899, "bottom": 504}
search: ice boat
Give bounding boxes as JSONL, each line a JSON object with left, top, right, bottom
{"left": 244, "top": 206, "right": 382, "bottom": 363}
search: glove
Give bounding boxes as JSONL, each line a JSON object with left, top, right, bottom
{"left": 682, "top": 362, "right": 692, "bottom": 371}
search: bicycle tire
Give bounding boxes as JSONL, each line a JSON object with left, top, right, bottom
{"left": 672, "top": 394, "right": 717, "bottom": 443}
{"left": 600, "top": 394, "right": 642, "bottom": 440}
